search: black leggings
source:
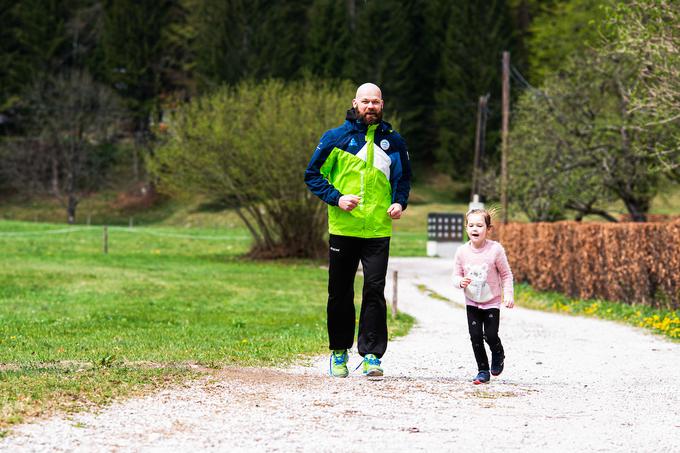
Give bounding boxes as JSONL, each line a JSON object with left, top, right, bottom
{"left": 466, "top": 305, "right": 504, "bottom": 371}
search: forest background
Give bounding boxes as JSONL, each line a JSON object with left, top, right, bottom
{"left": 0, "top": 0, "right": 678, "bottom": 238}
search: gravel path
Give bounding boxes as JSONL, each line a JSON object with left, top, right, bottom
{"left": 2, "top": 257, "right": 679, "bottom": 452}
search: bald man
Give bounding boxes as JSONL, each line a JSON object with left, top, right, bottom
{"left": 304, "top": 83, "right": 412, "bottom": 378}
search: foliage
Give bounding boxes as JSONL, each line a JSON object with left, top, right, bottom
{"left": 527, "top": 0, "right": 612, "bottom": 83}
{"left": 0, "top": 71, "right": 123, "bottom": 223}
{"left": 191, "top": 0, "right": 310, "bottom": 88}
{"left": 97, "top": 0, "right": 179, "bottom": 129}
{"left": 509, "top": 48, "right": 675, "bottom": 222}
{"left": 0, "top": 0, "right": 76, "bottom": 115}
{"left": 1, "top": 0, "right": 543, "bottom": 194}
{"left": 303, "top": 0, "right": 352, "bottom": 81}
{"left": 435, "top": 0, "right": 515, "bottom": 178}
{"left": 605, "top": 0, "right": 680, "bottom": 178}
{"left": 149, "top": 78, "right": 354, "bottom": 258}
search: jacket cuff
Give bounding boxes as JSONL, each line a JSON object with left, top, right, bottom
{"left": 328, "top": 191, "right": 342, "bottom": 206}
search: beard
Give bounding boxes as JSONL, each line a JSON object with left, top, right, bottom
{"left": 357, "top": 108, "right": 383, "bottom": 125}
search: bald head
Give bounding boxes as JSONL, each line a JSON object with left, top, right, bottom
{"left": 355, "top": 83, "right": 382, "bottom": 100}
{"left": 353, "top": 83, "right": 384, "bottom": 125}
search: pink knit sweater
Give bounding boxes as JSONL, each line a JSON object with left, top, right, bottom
{"left": 452, "top": 239, "right": 514, "bottom": 309}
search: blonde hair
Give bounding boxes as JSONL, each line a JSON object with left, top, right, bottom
{"left": 465, "top": 207, "right": 497, "bottom": 228}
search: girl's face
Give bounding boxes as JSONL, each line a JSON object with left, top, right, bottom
{"left": 466, "top": 213, "right": 488, "bottom": 247}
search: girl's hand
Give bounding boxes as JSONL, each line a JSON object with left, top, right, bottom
{"left": 460, "top": 278, "right": 472, "bottom": 289}
{"left": 505, "top": 299, "right": 515, "bottom": 309}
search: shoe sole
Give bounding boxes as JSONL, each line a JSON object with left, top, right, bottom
{"left": 365, "top": 369, "right": 383, "bottom": 377}
{"left": 473, "top": 379, "right": 489, "bottom": 385}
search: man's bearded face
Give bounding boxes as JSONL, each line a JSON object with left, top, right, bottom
{"left": 354, "top": 95, "right": 383, "bottom": 125}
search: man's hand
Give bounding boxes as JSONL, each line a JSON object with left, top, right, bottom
{"left": 459, "top": 277, "right": 472, "bottom": 289}
{"left": 338, "top": 194, "right": 361, "bottom": 211}
{"left": 387, "top": 203, "right": 403, "bottom": 219}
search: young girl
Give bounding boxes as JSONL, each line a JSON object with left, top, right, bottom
{"left": 452, "top": 208, "right": 514, "bottom": 384}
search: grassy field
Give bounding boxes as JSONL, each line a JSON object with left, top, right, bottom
{"left": 2, "top": 177, "right": 677, "bottom": 257}
{"left": 0, "top": 220, "right": 413, "bottom": 427}
{"left": 0, "top": 178, "right": 678, "bottom": 427}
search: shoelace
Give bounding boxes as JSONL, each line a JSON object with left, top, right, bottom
{"left": 332, "top": 353, "right": 346, "bottom": 366}
{"left": 353, "top": 355, "right": 381, "bottom": 372}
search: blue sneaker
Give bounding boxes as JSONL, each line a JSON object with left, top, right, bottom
{"left": 362, "top": 354, "right": 383, "bottom": 377}
{"left": 329, "top": 350, "right": 349, "bottom": 377}
{"left": 473, "top": 370, "right": 490, "bottom": 384}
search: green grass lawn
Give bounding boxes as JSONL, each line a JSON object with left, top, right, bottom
{"left": 0, "top": 220, "right": 413, "bottom": 427}
{"left": 2, "top": 179, "right": 678, "bottom": 258}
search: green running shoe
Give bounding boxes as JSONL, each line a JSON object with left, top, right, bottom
{"left": 329, "top": 350, "right": 349, "bottom": 378}
{"left": 362, "top": 354, "right": 383, "bottom": 377}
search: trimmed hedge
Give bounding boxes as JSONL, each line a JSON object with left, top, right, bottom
{"left": 494, "top": 220, "right": 680, "bottom": 309}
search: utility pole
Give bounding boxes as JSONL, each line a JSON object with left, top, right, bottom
{"left": 501, "top": 51, "right": 510, "bottom": 224}
{"left": 471, "top": 94, "right": 489, "bottom": 200}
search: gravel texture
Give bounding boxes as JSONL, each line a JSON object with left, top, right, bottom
{"left": 2, "top": 257, "right": 679, "bottom": 452}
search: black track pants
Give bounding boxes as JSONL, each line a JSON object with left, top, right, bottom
{"left": 466, "top": 305, "right": 504, "bottom": 371}
{"left": 327, "top": 234, "right": 390, "bottom": 358}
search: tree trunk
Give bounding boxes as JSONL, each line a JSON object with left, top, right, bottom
{"left": 67, "top": 195, "right": 78, "bottom": 224}
{"left": 51, "top": 155, "right": 60, "bottom": 197}
{"left": 622, "top": 197, "right": 649, "bottom": 222}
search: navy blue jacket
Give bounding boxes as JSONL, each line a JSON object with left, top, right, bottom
{"left": 304, "top": 110, "right": 412, "bottom": 209}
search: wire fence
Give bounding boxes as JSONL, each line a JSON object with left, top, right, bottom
{"left": 0, "top": 224, "right": 251, "bottom": 245}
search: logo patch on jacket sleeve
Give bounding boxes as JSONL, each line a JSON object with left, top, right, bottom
{"left": 380, "top": 139, "right": 390, "bottom": 150}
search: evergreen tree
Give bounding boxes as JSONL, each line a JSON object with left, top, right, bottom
{"left": 303, "top": 0, "right": 352, "bottom": 80}
{"left": 0, "top": 0, "right": 21, "bottom": 114}
{"left": 345, "top": 0, "right": 430, "bottom": 162}
{"left": 0, "top": 0, "right": 76, "bottom": 119}
{"left": 97, "top": 0, "right": 177, "bottom": 132}
{"left": 249, "top": 1, "right": 310, "bottom": 80}
{"left": 193, "top": 0, "right": 310, "bottom": 87}
{"left": 191, "top": 0, "right": 248, "bottom": 86}
{"left": 434, "top": 0, "right": 514, "bottom": 179}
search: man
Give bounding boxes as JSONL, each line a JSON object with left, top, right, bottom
{"left": 304, "top": 83, "right": 411, "bottom": 378}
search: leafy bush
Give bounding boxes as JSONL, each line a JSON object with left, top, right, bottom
{"left": 149, "top": 78, "right": 355, "bottom": 258}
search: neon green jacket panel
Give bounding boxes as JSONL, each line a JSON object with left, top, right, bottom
{"left": 321, "top": 147, "right": 392, "bottom": 238}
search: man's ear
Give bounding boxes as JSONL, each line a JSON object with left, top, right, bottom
{"left": 352, "top": 99, "right": 357, "bottom": 109}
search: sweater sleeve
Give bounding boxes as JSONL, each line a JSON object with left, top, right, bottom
{"left": 452, "top": 247, "right": 465, "bottom": 288}
{"left": 495, "top": 244, "right": 514, "bottom": 302}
